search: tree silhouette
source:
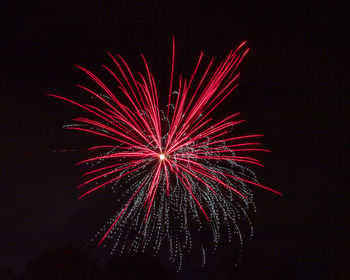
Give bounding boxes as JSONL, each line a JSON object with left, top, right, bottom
{"left": 105, "top": 254, "right": 176, "bottom": 280}
{"left": 20, "top": 247, "right": 104, "bottom": 280}
{"left": 0, "top": 264, "right": 16, "bottom": 280}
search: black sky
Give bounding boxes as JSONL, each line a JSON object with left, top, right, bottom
{"left": 1, "top": 1, "right": 348, "bottom": 279}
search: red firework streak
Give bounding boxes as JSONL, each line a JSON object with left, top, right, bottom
{"left": 50, "top": 38, "right": 281, "bottom": 249}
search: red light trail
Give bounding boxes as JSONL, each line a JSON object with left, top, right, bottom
{"left": 51, "top": 38, "right": 280, "bottom": 266}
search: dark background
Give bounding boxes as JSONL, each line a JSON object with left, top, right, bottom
{"left": 2, "top": 1, "right": 348, "bottom": 279}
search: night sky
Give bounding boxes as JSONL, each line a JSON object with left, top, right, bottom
{"left": 2, "top": 1, "right": 348, "bottom": 279}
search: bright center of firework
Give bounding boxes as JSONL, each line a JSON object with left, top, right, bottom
{"left": 159, "top": 154, "right": 165, "bottom": 160}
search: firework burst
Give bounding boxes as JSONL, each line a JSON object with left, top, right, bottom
{"left": 50, "top": 38, "right": 280, "bottom": 266}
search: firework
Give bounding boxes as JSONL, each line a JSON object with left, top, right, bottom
{"left": 50, "top": 38, "right": 280, "bottom": 266}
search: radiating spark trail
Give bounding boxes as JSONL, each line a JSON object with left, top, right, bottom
{"left": 51, "top": 38, "right": 280, "bottom": 266}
